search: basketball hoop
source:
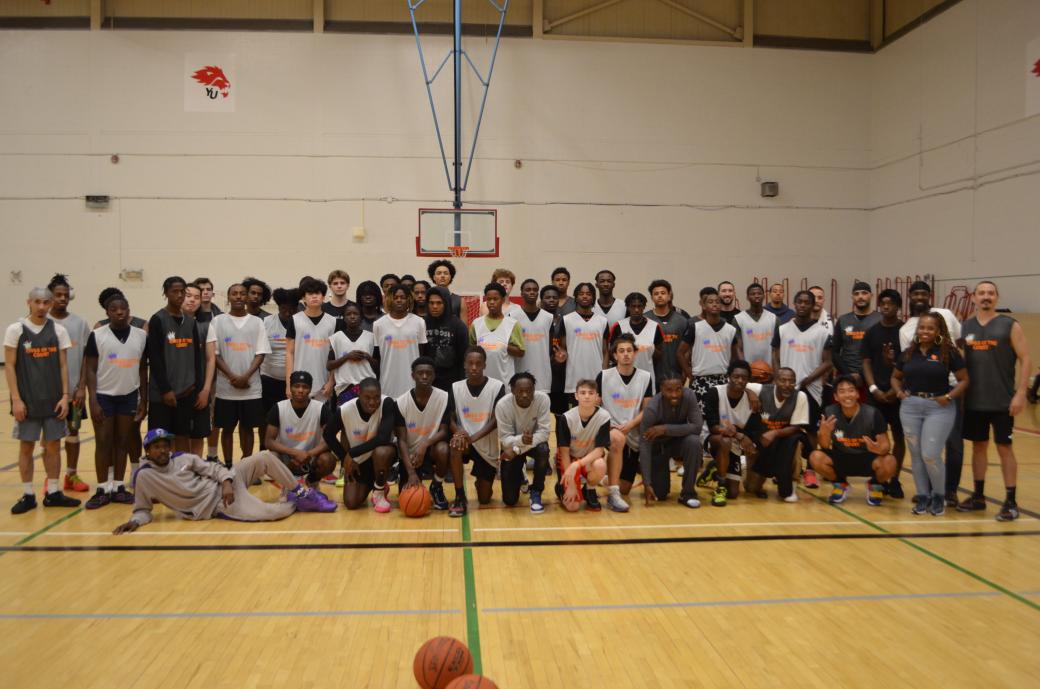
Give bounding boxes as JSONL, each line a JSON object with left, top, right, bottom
{"left": 448, "top": 245, "right": 470, "bottom": 258}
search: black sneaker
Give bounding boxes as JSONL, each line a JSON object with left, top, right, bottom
{"left": 887, "top": 479, "right": 905, "bottom": 499}
{"left": 944, "top": 491, "right": 959, "bottom": 507}
{"left": 387, "top": 462, "right": 400, "bottom": 485}
{"left": 996, "top": 501, "right": 1020, "bottom": 522}
{"left": 584, "top": 487, "right": 602, "bottom": 512}
{"left": 11, "top": 494, "right": 37, "bottom": 515}
{"left": 42, "top": 491, "right": 81, "bottom": 508}
{"left": 429, "top": 481, "right": 449, "bottom": 510}
{"left": 554, "top": 482, "right": 564, "bottom": 500}
{"left": 110, "top": 486, "right": 134, "bottom": 504}
{"left": 448, "top": 497, "right": 468, "bottom": 518}
{"left": 956, "top": 495, "right": 987, "bottom": 512}
{"left": 85, "top": 488, "right": 111, "bottom": 510}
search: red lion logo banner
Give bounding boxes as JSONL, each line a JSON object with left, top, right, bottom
{"left": 191, "top": 65, "right": 231, "bottom": 99}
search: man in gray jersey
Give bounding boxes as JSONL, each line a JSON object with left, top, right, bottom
{"left": 832, "top": 282, "right": 881, "bottom": 387}
{"left": 735, "top": 283, "right": 777, "bottom": 373}
{"left": 646, "top": 279, "right": 689, "bottom": 390}
{"left": 957, "top": 281, "right": 1032, "bottom": 521}
{"left": 47, "top": 273, "right": 92, "bottom": 493}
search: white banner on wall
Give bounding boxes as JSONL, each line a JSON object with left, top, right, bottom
{"left": 1028, "top": 37, "right": 1040, "bottom": 117}
{"left": 184, "top": 53, "right": 236, "bottom": 112}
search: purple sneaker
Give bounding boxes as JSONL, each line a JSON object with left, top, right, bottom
{"left": 291, "top": 487, "right": 337, "bottom": 513}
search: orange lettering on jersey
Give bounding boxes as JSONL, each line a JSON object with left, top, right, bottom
{"left": 305, "top": 338, "right": 329, "bottom": 349}
{"left": 523, "top": 332, "right": 545, "bottom": 343}
{"left": 108, "top": 357, "right": 139, "bottom": 369}
{"left": 463, "top": 410, "right": 489, "bottom": 423}
{"left": 479, "top": 339, "right": 503, "bottom": 351}
{"left": 967, "top": 339, "right": 998, "bottom": 351}
{"left": 766, "top": 419, "right": 788, "bottom": 430}
{"left": 225, "top": 342, "right": 250, "bottom": 352}
{"left": 25, "top": 345, "right": 58, "bottom": 359}
{"left": 662, "top": 334, "right": 678, "bottom": 344}
{"left": 703, "top": 343, "right": 725, "bottom": 353}
{"left": 286, "top": 429, "right": 316, "bottom": 443}
{"left": 836, "top": 437, "right": 864, "bottom": 449}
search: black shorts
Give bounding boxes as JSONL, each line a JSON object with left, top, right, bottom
{"left": 963, "top": 409, "right": 1014, "bottom": 445}
{"left": 619, "top": 445, "right": 641, "bottom": 483}
{"left": 464, "top": 447, "right": 498, "bottom": 482}
{"left": 824, "top": 448, "right": 877, "bottom": 481}
{"left": 148, "top": 395, "right": 211, "bottom": 439}
{"left": 806, "top": 394, "right": 822, "bottom": 430}
{"left": 260, "top": 375, "right": 286, "bottom": 414}
{"left": 869, "top": 399, "right": 903, "bottom": 436}
{"left": 97, "top": 391, "right": 139, "bottom": 417}
{"left": 214, "top": 398, "right": 265, "bottom": 429}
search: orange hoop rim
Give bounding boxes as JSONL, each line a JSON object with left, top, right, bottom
{"left": 448, "top": 245, "right": 470, "bottom": 258}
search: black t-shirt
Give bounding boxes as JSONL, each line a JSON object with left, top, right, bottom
{"left": 555, "top": 411, "right": 611, "bottom": 449}
{"left": 824, "top": 403, "right": 887, "bottom": 455}
{"left": 719, "top": 308, "right": 739, "bottom": 326}
{"left": 321, "top": 300, "right": 356, "bottom": 320}
{"left": 284, "top": 314, "right": 349, "bottom": 340}
{"left": 195, "top": 304, "right": 222, "bottom": 323}
{"left": 862, "top": 321, "right": 903, "bottom": 391}
{"left": 896, "top": 346, "right": 965, "bottom": 395}
{"left": 265, "top": 400, "right": 331, "bottom": 428}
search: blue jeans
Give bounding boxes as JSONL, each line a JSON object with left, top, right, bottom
{"left": 900, "top": 396, "right": 956, "bottom": 498}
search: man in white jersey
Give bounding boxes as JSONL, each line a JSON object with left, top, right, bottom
{"left": 258, "top": 371, "right": 337, "bottom": 512}
{"left": 448, "top": 347, "right": 506, "bottom": 517}
{"left": 328, "top": 303, "right": 377, "bottom": 405}
{"left": 556, "top": 282, "right": 609, "bottom": 399}
{"left": 515, "top": 279, "right": 554, "bottom": 393}
{"left": 47, "top": 273, "right": 92, "bottom": 493}
{"left": 495, "top": 372, "right": 552, "bottom": 513}
{"left": 212, "top": 284, "right": 271, "bottom": 466}
{"left": 373, "top": 284, "right": 428, "bottom": 399}
{"left": 395, "top": 357, "right": 452, "bottom": 510}
{"left": 83, "top": 291, "right": 147, "bottom": 509}
{"left": 593, "top": 270, "right": 627, "bottom": 327}
{"left": 323, "top": 377, "right": 398, "bottom": 512}
{"left": 470, "top": 282, "right": 524, "bottom": 384}
{"left": 678, "top": 287, "right": 741, "bottom": 404}
{"left": 599, "top": 334, "right": 653, "bottom": 512}
{"left": 702, "top": 360, "right": 763, "bottom": 507}
{"left": 771, "top": 290, "right": 833, "bottom": 489}
{"left": 734, "top": 283, "right": 777, "bottom": 375}
{"left": 286, "top": 277, "right": 342, "bottom": 401}
{"left": 557, "top": 379, "right": 612, "bottom": 512}
{"left": 609, "top": 293, "right": 663, "bottom": 388}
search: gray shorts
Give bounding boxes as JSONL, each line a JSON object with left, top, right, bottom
{"left": 14, "top": 416, "right": 67, "bottom": 442}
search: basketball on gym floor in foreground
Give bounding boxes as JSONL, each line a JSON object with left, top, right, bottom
{"left": 414, "top": 636, "right": 473, "bottom": 689}
{"left": 400, "top": 483, "right": 432, "bottom": 518}
{"left": 446, "top": 675, "right": 498, "bottom": 689}
{"left": 750, "top": 359, "right": 773, "bottom": 382}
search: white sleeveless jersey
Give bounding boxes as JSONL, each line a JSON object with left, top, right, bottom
{"left": 291, "top": 312, "right": 337, "bottom": 395}
{"left": 329, "top": 330, "right": 375, "bottom": 392}
{"left": 338, "top": 395, "right": 390, "bottom": 463}
{"left": 599, "top": 367, "right": 651, "bottom": 450}
{"left": 690, "top": 319, "right": 737, "bottom": 377}
{"left": 593, "top": 299, "right": 627, "bottom": 328}
{"left": 615, "top": 318, "right": 660, "bottom": 387}
{"left": 274, "top": 399, "right": 324, "bottom": 461}
{"left": 516, "top": 309, "right": 554, "bottom": 392}
{"left": 93, "top": 324, "right": 148, "bottom": 396}
{"left": 473, "top": 315, "right": 517, "bottom": 385}
{"left": 504, "top": 302, "right": 525, "bottom": 320}
{"left": 372, "top": 313, "right": 427, "bottom": 398}
{"left": 561, "top": 407, "right": 612, "bottom": 459}
{"left": 452, "top": 378, "right": 503, "bottom": 460}
{"left": 261, "top": 314, "right": 288, "bottom": 380}
{"left": 713, "top": 384, "right": 753, "bottom": 428}
{"left": 563, "top": 311, "right": 608, "bottom": 393}
{"left": 777, "top": 320, "right": 831, "bottom": 403}
{"left": 734, "top": 310, "right": 776, "bottom": 365}
{"left": 395, "top": 388, "right": 449, "bottom": 454}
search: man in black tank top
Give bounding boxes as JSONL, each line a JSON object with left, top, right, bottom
{"left": 957, "top": 281, "right": 1032, "bottom": 521}
{"left": 745, "top": 367, "right": 808, "bottom": 502}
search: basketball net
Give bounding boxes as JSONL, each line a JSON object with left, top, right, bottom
{"left": 448, "top": 245, "right": 470, "bottom": 258}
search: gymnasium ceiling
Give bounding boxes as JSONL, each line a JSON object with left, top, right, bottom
{"left": 2, "top": 0, "right": 959, "bottom": 52}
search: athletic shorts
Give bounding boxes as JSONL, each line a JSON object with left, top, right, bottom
{"left": 13, "top": 416, "right": 67, "bottom": 442}
{"left": 98, "top": 391, "right": 139, "bottom": 417}
{"left": 869, "top": 399, "right": 903, "bottom": 436}
{"left": 260, "top": 374, "right": 286, "bottom": 414}
{"left": 963, "top": 410, "right": 1014, "bottom": 445}
{"left": 148, "top": 395, "right": 211, "bottom": 439}
{"left": 463, "top": 447, "right": 498, "bottom": 482}
{"left": 214, "top": 398, "right": 265, "bottom": 429}
{"left": 619, "top": 444, "right": 641, "bottom": 483}
{"left": 806, "top": 394, "right": 822, "bottom": 430}
{"left": 336, "top": 384, "right": 361, "bottom": 406}
{"left": 823, "top": 448, "right": 877, "bottom": 482}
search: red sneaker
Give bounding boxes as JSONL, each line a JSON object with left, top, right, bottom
{"left": 802, "top": 469, "right": 820, "bottom": 489}
{"left": 64, "top": 473, "right": 89, "bottom": 492}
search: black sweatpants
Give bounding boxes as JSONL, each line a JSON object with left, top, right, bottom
{"left": 500, "top": 442, "right": 550, "bottom": 507}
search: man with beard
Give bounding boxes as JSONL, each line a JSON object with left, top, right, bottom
{"left": 718, "top": 281, "right": 739, "bottom": 325}
{"left": 832, "top": 281, "right": 881, "bottom": 386}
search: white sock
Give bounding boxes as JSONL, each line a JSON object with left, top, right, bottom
{"left": 433, "top": 474, "right": 445, "bottom": 484}
{"left": 107, "top": 468, "right": 115, "bottom": 482}
{"left": 113, "top": 480, "right": 125, "bottom": 489}
{"left": 47, "top": 477, "right": 61, "bottom": 495}
{"left": 608, "top": 485, "right": 620, "bottom": 495}
{"left": 23, "top": 482, "right": 33, "bottom": 496}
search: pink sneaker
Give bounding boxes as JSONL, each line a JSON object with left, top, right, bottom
{"left": 803, "top": 469, "right": 820, "bottom": 489}
{"left": 371, "top": 488, "right": 391, "bottom": 514}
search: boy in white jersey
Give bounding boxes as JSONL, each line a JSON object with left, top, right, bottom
{"left": 593, "top": 269, "right": 627, "bottom": 327}
{"left": 47, "top": 273, "right": 92, "bottom": 493}
{"left": 258, "top": 371, "right": 337, "bottom": 512}
{"left": 285, "top": 277, "right": 340, "bottom": 401}
{"left": 556, "top": 282, "right": 610, "bottom": 399}
{"left": 212, "top": 284, "right": 271, "bottom": 466}
{"left": 495, "top": 372, "right": 552, "bottom": 513}
{"left": 599, "top": 334, "right": 653, "bottom": 512}
{"left": 373, "top": 284, "right": 428, "bottom": 399}
{"left": 448, "top": 347, "right": 506, "bottom": 516}
{"left": 557, "top": 379, "right": 612, "bottom": 512}
{"left": 609, "top": 292, "right": 663, "bottom": 387}
{"left": 679, "top": 288, "right": 741, "bottom": 403}
{"left": 395, "top": 357, "right": 452, "bottom": 510}
{"left": 470, "top": 282, "right": 524, "bottom": 384}
{"left": 702, "top": 360, "right": 764, "bottom": 507}
{"left": 323, "top": 377, "right": 398, "bottom": 512}
{"left": 515, "top": 279, "right": 554, "bottom": 393}
{"left": 328, "top": 303, "right": 377, "bottom": 405}
{"left": 83, "top": 291, "right": 148, "bottom": 509}
{"left": 734, "top": 283, "right": 777, "bottom": 375}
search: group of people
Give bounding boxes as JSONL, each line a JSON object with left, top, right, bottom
{"left": 4, "top": 263, "right": 1031, "bottom": 529}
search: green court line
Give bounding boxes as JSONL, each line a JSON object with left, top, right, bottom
{"left": 798, "top": 487, "right": 1039, "bottom": 612}
{"left": 0, "top": 507, "right": 85, "bottom": 558}
{"left": 460, "top": 512, "right": 483, "bottom": 673}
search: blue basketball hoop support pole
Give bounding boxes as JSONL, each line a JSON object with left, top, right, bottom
{"left": 408, "top": 0, "right": 510, "bottom": 245}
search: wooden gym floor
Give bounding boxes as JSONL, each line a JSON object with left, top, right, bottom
{"left": 0, "top": 386, "right": 1037, "bottom": 689}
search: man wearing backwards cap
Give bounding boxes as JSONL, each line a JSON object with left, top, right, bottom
{"left": 113, "top": 427, "right": 326, "bottom": 534}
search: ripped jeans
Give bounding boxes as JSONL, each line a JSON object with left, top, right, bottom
{"left": 900, "top": 395, "right": 956, "bottom": 498}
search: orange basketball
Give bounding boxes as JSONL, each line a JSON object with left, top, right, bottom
{"left": 446, "top": 675, "right": 499, "bottom": 689}
{"left": 400, "top": 484, "right": 432, "bottom": 518}
{"left": 414, "top": 636, "right": 474, "bottom": 689}
{"left": 750, "top": 359, "right": 773, "bottom": 382}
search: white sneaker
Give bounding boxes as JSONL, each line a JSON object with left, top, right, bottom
{"left": 783, "top": 493, "right": 799, "bottom": 503}
{"left": 669, "top": 458, "right": 678, "bottom": 473}
{"left": 683, "top": 496, "right": 701, "bottom": 508}
{"left": 677, "top": 465, "right": 685, "bottom": 477}
{"left": 607, "top": 490, "right": 630, "bottom": 513}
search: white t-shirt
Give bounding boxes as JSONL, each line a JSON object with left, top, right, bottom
{"left": 4, "top": 318, "right": 71, "bottom": 350}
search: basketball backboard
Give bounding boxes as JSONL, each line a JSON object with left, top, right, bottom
{"left": 416, "top": 208, "right": 499, "bottom": 257}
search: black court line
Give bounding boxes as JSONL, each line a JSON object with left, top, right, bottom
{"left": 2, "top": 529, "right": 1037, "bottom": 553}
{"left": 898, "top": 467, "right": 1040, "bottom": 520}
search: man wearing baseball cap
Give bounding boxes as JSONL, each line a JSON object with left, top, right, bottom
{"left": 113, "top": 427, "right": 327, "bottom": 533}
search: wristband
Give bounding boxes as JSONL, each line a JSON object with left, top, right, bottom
{"left": 868, "top": 385, "right": 879, "bottom": 394}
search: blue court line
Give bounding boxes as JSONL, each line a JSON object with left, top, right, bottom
{"left": 0, "top": 608, "right": 463, "bottom": 621}
{"left": 481, "top": 590, "right": 1040, "bottom": 614}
